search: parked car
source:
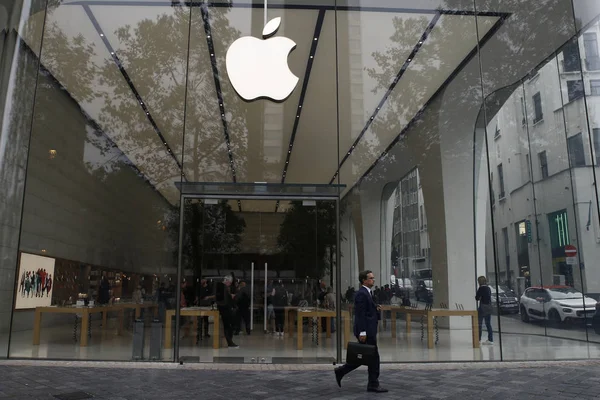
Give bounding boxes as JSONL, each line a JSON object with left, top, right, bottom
{"left": 415, "top": 279, "right": 433, "bottom": 303}
{"left": 592, "top": 303, "right": 600, "bottom": 334}
{"left": 490, "top": 285, "right": 519, "bottom": 314}
{"left": 396, "top": 278, "right": 413, "bottom": 294}
{"left": 519, "top": 286, "right": 597, "bottom": 324}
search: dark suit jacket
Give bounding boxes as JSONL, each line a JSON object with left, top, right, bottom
{"left": 353, "top": 286, "right": 380, "bottom": 339}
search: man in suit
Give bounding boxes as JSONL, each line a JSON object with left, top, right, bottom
{"left": 334, "top": 270, "right": 388, "bottom": 393}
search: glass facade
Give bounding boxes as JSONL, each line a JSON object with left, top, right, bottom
{"left": 2, "top": 0, "right": 600, "bottom": 363}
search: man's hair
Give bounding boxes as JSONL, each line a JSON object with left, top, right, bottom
{"left": 358, "top": 270, "right": 372, "bottom": 285}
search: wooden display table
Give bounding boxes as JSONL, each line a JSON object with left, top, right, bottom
{"left": 379, "top": 305, "right": 479, "bottom": 349}
{"left": 33, "top": 304, "right": 125, "bottom": 347}
{"left": 165, "top": 307, "right": 220, "bottom": 350}
{"left": 291, "top": 308, "right": 351, "bottom": 350}
{"left": 121, "top": 302, "right": 158, "bottom": 319}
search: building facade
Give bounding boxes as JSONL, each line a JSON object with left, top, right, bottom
{"left": 2, "top": 0, "right": 600, "bottom": 363}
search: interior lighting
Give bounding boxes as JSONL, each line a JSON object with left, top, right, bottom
{"left": 49, "top": 149, "right": 57, "bottom": 159}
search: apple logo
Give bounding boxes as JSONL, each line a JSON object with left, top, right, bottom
{"left": 226, "top": 17, "right": 299, "bottom": 102}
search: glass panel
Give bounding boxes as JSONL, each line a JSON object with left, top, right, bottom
{"left": 0, "top": 0, "right": 47, "bottom": 358}
{"left": 339, "top": 0, "right": 487, "bottom": 363}
{"left": 178, "top": 198, "right": 337, "bottom": 363}
{"left": 573, "top": 3, "right": 600, "bottom": 349}
{"left": 479, "top": 0, "right": 600, "bottom": 361}
{"left": 9, "top": 1, "right": 185, "bottom": 361}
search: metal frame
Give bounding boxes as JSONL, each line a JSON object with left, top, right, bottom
{"left": 174, "top": 186, "right": 342, "bottom": 363}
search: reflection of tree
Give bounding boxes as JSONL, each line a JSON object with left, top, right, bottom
{"left": 93, "top": 4, "right": 248, "bottom": 191}
{"left": 177, "top": 200, "right": 246, "bottom": 277}
{"left": 277, "top": 201, "right": 342, "bottom": 280}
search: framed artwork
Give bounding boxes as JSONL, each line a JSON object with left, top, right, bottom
{"left": 15, "top": 253, "right": 56, "bottom": 309}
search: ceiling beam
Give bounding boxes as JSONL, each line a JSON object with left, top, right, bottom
{"left": 200, "top": 3, "right": 242, "bottom": 211}
{"left": 275, "top": 9, "right": 326, "bottom": 212}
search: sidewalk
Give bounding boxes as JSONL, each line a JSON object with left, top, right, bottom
{"left": 1, "top": 359, "right": 600, "bottom": 399}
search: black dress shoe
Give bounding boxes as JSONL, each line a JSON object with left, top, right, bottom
{"left": 367, "top": 386, "right": 388, "bottom": 393}
{"left": 334, "top": 367, "right": 343, "bottom": 387}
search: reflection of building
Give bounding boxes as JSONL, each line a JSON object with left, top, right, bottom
{"left": 392, "top": 169, "right": 430, "bottom": 280}
{"left": 486, "top": 22, "right": 600, "bottom": 297}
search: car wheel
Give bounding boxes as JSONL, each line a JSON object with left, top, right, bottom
{"left": 520, "top": 305, "right": 529, "bottom": 322}
{"left": 548, "top": 309, "right": 562, "bottom": 326}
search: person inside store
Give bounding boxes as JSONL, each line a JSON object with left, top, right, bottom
{"left": 235, "top": 281, "right": 251, "bottom": 335}
{"left": 215, "top": 275, "right": 238, "bottom": 348}
{"left": 196, "top": 279, "right": 214, "bottom": 341}
{"left": 318, "top": 280, "right": 328, "bottom": 332}
{"left": 98, "top": 273, "right": 110, "bottom": 305}
{"left": 271, "top": 281, "right": 288, "bottom": 336}
{"left": 476, "top": 275, "right": 494, "bottom": 345}
{"left": 334, "top": 270, "right": 388, "bottom": 393}
{"left": 156, "top": 282, "right": 168, "bottom": 322}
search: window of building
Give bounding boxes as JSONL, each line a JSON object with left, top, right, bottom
{"left": 592, "top": 80, "right": 600, "bottom": 96}
{"left": 584, "top": 32, "right": 600, "bottom": 70}
{"left": 567, "top": 80, "right": 584, "bottom": 102}
{"left": 533, "top": 92, "right": 543, "bottom": 123}
{"left": 567, "top": 133, "right": 586, "bottom": 167}
{"left": 562, "top": 39, "right": 581, "bottom": 72}
{"left": 498, "top": 164, "right": 505, "bottom": 199}
{"left": 593, "top": 128, "right": 600, "bottom": 165}
{"left": 539, "top": 151, "right": 548, "bottom": 178}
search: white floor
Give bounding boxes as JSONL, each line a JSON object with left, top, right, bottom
{"left": 8, "top": 314, "right": 600, "bottom": 363}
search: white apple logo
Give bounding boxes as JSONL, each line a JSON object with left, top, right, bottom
{"left": 226, "top": 17, "right": 299, "bottom": 101}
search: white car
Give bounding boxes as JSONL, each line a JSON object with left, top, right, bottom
{"left": 520, "top": 286, "right": 597, "bottom": 324}
{"left": 396, "top": 278, "right": 413, "bottom": 292}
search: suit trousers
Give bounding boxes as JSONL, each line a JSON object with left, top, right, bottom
{"left": 198, "top": 316, "right": 209, "bottom": 336}
{"left": 239, "top": 306, "right": 251, "bottom": 334}
{"left": 338, "top": 336, "right": 380, "bottom": 388}
{"left": 217, "top": 305, "right": 235, "bottom": 345}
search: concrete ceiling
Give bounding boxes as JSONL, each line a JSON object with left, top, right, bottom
{"left": 21, "top": 1, "right": 506, "bottom": 209}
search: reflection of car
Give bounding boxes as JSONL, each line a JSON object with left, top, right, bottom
{"left": 415, "top": 279, "right": 433, "bottom": 302}
{"left": 396, "top": 278, "right": 413, "bottom": 293}
{"left": 490, "top": 285, "right": 519, "bottom": 314}
{"left": 592, "top": 303, "right": 600, "bottom": 334}
{"left": 519, "top": 286, "right": 597, "bottom": 324}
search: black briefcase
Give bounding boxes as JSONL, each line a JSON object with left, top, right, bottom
{"left": 346, "top": 341, "right": 376, "bottom": 366}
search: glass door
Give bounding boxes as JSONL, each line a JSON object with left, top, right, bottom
{"left": 175, "top": 197, "right": 340, "bottom": 364}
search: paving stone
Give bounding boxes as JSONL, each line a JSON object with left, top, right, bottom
{"left": 1, "top": 361, "right": 600, "bottom": 399}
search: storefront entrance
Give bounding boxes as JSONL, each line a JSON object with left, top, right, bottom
{"left": 173, "top": 182, "right": 345, "bottom": 363}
